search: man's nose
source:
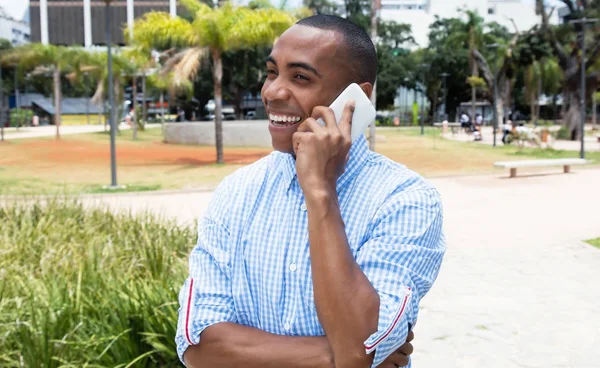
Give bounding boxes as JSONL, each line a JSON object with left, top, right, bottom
{"left": 263, "top": 78, "right": 291, "bottom": 102}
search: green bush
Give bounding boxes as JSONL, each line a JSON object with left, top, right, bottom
{"left": 0, "top": 200, "right": 195, "bottom": 367}
{"left": 556, "top": 126, "right": 571, "bottom": 140}
{"left": 9, "top": 108, "right": 33, "bottom": 127}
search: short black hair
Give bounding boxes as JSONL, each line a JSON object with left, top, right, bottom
{"left": 296, "top": 14, "right": 377, "bottom": 85}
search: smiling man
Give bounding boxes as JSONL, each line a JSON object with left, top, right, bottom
{"left": 176, "top": 14, "right": 445, "bottom": 368}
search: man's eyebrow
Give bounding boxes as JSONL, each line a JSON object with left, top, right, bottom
{"left": 288, "top": 62, "right": 321, "bottom": 78}
{"left": 265, "top": 56, "right": 321, "bottom": 78}
{"left": 266, "top": 56, "right": 276, "bottom": 65}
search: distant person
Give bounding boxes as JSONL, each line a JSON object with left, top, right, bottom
{"left": 175, "top": 15, "right": 445, "bottom": 368}
{"left": 460, "top": 111, "right": 473, "bottom": 133}
{"left": 502, "top": 119, "right": 513, "bottom": 144}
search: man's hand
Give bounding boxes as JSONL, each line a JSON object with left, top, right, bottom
{"left": 292, "top": 101, "right": 354, "bottom": 195}
{"left": 378, "top": 330, "right": 415, "bottom": 368}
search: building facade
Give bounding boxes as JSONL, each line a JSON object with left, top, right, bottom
{"left": 29, "top": 0, "right": 182, "bottom": 47}
{"left": 376, "top": 0, "right": 560, "bottom": 47}
{"left": 0, "top": 7, "right": 31, "bottom": 46}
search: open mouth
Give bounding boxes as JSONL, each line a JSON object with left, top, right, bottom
{"left": 269, "top": 113, "right": 302, "bottom": 127}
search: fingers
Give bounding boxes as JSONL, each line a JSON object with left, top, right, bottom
{"left": 397, "top": 339, "right": 414, "bottom": 356}
{"left": 292, "top": 131, "right": 308, "bottom": 155}
{"left": 389, "top": 351, "right": 410, "bottom": 367}
{"left": 407, "top": 330, "right": 414, "bottom": 343}
{"left": 311, "top": 106, "right": 338, "bottom": 130}
{"left": 297, "top": 118, "right": 327, "bottom": 137}
{"left": 338, "top": 100, "right": 355, "bottom": 139}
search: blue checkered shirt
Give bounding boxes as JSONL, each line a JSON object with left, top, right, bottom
{"left": 176, "top": 135, "right": 445, "bottom": 367}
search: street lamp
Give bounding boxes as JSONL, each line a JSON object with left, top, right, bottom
{"left": 487, "top": 43, "right": 500, "bottom": 147}
{"left": 0, "top": 60, "right": 4, "bottom": 142}
{"left": 103, "top": 0, "right": 118, "bottom": 187}
{"left": 403, "top": 77, "right": 409, "bottom": 125}
{"left": 569, "top": 16, "right": 598, "bottom": 159}
{"left": 419, "top": 63, "right": 429, "bottom": 135}
{"left": 440, "top": 72, "right": 449, "bottom": 121}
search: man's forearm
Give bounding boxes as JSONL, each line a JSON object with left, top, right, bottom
{"left": 183, "top": 322, "right": 334, "bottom": 368}
{"left": 305, "top": 189, "right": 380, "bottom": 368}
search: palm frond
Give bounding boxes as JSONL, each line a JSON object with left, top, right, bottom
{"left": 91, "top": 79, "right": 105, "bottom": 106}
{"left": 131, "top": 12, "right": 197, "bottom": 50}
{"left": 180, "top": 0, "right": 212, "bottom": 16}
{"left": 172, "top": 47, "right": 209, "bottom": 85}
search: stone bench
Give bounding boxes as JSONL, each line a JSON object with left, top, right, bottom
{"left": 494, "top": 158, "right": 590, "bottom": 178}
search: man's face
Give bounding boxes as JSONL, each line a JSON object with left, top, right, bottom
{"left": 261, "top": 25, "right": 352, "bottom": 154}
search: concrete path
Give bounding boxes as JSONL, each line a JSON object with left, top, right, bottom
{"left": 2, "top": 123, "right": 161, "bottom": 140}
{"left": 29, "top": 167, "right": 600, "bottom": 367}
{"left": 442, "top": 126, "right": 600, "bottom": 152}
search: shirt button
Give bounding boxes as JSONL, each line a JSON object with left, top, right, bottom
{"left": 284, "top": 323, "right": 291, "bottom": 331}
{"left": 289, "top": 263, "right": 297, "bottom": 272}
{"left": 300, "top": 203, "right": 307, "bottom": 211}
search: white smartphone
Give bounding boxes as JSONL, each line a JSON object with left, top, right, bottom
{"left": 316, "top": 83, "right": 376, "bottom": 143}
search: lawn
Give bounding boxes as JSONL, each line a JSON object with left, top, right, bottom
{"left": 0, "top": 127, "right": 271, "bottom": 195}
{"left": 1, "top": 126, "right": 598, "bottom": 195}
{"left": 586, "top": 237, "right": 600, "bottom": 250}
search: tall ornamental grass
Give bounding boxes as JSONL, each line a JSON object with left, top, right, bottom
{"left": 0, "top": 200, "right": 195, "bottom": 367}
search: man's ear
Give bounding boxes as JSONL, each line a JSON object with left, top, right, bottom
{"left": 359, "top": 82, "right": 374, "bottom": 99}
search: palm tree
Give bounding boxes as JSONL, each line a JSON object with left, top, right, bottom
{"left": 131, "top": 0, "right": 295, "bottom": 163}
{"left": 121, "top": 46, "right": 159, "bottom": 139}
{"left": 2, "top": 44, "right": 83, "bottom": 140}
{"left": 524, "top": 57, "right": 561, "bottom": 125}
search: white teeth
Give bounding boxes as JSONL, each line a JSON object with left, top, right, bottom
{"left": 269, "top": 113, "right": 301, "bottom": 125}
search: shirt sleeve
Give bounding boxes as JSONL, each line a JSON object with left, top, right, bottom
{"left": 356, "top": 187, "right": 445, "bottom": 368}
{"left": 175, "top": 179, "right": 237, "bottom": 364}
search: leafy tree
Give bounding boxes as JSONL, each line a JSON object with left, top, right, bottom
{"left": 1, "top": 44, "right": 86, "bottom": 139}
{"left": 131, "top": 0, "right": 295, "bottom": 164}
{"left": 536, "top": 0, "right": 600, "bottom": 140}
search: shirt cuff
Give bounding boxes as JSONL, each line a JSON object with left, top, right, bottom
{"left": 363, "top": 287, "right": 412, "bottom": 368}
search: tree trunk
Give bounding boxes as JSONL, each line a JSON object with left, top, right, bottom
{"left": 536, "top": 77, "right": 542, "bottom": 124}
{"left": 496, "top": 95, "right": 505, "bottom": 131}
{"left": 160, "top": 92, "right": 165, "bottom": 123}
{"left": 142, "top": 74, "right": 147, "bottom": 124}
{"left": 564, "top": 90, "right": 582, "bottom": 140}
{"left": 53, "top": 66, "right": 61, "bottom": 140}
{"left": 471, "top": 63, "right": 478, "bottom": 121}
{"left": 592, "top": 92, "right": 597, "bottom": 130}
{"left": 369, "top": 0, "right": 380, "bottom": 150}
{"left": 132, "top": 75, "right": 138, "bottom": 140}
{"left": 212, "top": 50, "right": 224, "bottom": 164}
{"left": 530, "top": 87, "right": 537, "bottom": 124}
{"left": 432, "top": 89, "right": 438, "bottom": 122}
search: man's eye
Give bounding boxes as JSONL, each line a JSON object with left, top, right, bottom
{"left": 266, "top": 69, "right": 277, "bottom": 75}
{"left": 294, "top": 74, "right": 309, "bottom": 81}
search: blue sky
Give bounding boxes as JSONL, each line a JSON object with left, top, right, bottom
{"left": 0, "top": 0, "right": 565, "bottom": 22}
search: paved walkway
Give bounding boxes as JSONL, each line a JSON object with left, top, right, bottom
{"left": 443, "top": 126, "right": 600, "bottom": 152}
{"left": 27, "top": 168, "right": 600, "bottom": 367}
{"left": 2, "top": 123, "right": 161, "bottom": 140}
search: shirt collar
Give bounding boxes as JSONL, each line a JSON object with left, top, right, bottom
{"left": 280, "top": 134, "right": 370, "bottom": 192}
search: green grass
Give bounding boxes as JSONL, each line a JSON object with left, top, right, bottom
{"left": 390, "top": 127, "right": 600, "bottom": 162}
{"left": 0, "top": 200, "right": 194, "bottom": 367}
{"left": 86, "top": 184, "right": 163, "bottom": 194}
{"left": 585, "top": 237, "right": 600, "bottom": 249}
{"left": 2, "top": 126, "right": 598, "bottom": 196}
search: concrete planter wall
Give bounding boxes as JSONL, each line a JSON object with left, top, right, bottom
{"left": 163, "top": 120, "right": 273, "bottom": 147}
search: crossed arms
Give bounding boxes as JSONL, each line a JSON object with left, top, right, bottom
{"left": 176, "top": 186, "right": 444, "bottom": 368}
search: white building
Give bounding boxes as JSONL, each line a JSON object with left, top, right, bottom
{"left": 0, "top": 7, "right": 30, "bottom": 46}
{"left": 377, "top": 0, "right": 559, "bottom": 48}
